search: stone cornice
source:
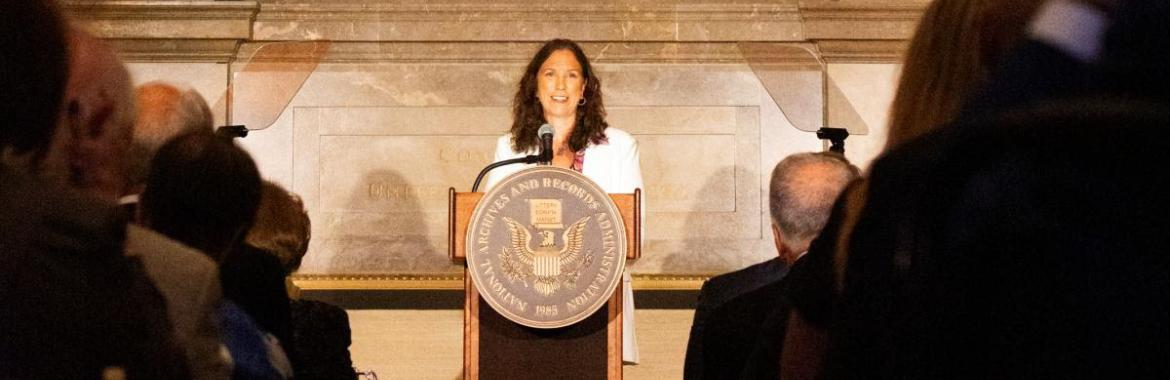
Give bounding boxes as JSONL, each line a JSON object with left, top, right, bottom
{"left": 66, "top": 1, "right": 925, "bottom": 65}
{"left": 64, "top": 1, "right": 259, "bottom": 62}
{"left": 800, "top": 3, "right": 925, "bottom": 40}
{"left": 252, "top": 2, "right": 806, "bottom": 42}
{"left": 816, "top": 40, "right": 908, "bottom": 63}
{"left": 109, "top": 39, "right": 243, "bottom": 63}
{"left": 255, "top": 3, "right": 803, "bottom": 22}
{"left": 65, "top": 1, "right": 259, "bottom": 21}
{"left": 232, "top": 41, "right": 822, "bottom": 64}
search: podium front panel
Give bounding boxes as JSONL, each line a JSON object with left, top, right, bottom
{"left": 464, "top": 269, "right": 623, "bottom": 379}
{"left": 479, "top": 299, "right": 608, "bottom": 379}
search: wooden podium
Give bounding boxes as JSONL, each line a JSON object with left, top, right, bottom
{"left": 449, "top": 189, "right": 641, "bottom": 380}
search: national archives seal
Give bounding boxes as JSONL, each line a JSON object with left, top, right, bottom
{"left": 466, "top": 166, "right": 627, "bottom": 329}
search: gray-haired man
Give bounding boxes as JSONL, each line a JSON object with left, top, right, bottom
{"left": 684, "top": 152, "right": 859, "bottom": 379}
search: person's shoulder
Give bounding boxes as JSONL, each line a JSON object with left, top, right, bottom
{"left": 715, "top": 258, "right": 786, "bottom": 286}
{"left": 0, "top": 168, "right": 125, "bottom": 257}
{"left": 708, "top": 277, "right": 787, "bottom": 323}
{"left": 602, "top": 127, "right": 635, "bottom": 145}
{"left": 125, "top": 224, "right": 216, "bottom": 271}
{"left": 699, "top": 258, "right": 786, "bottom": 306}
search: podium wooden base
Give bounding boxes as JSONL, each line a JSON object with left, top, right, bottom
{"left": 464, "top": 269, "right": 623, "bottom": 380}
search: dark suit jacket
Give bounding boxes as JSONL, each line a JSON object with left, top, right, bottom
{"left": 685, "top": 258, "right": 788, "bottom": 380}
{"left": 823, "top": 99, "right": 1170, "bottom": 379}
{"left": 701, "top": 276, "right": 789, "bottom": 380}
{"left": 0, "top": 166, "right": 188, "bottom": 379}
{"left": 736, "top": 304, "right": 789, "bottom": 380}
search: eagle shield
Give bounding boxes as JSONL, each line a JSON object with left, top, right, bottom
{"left": 501, "top": 216, "right": 594, "bottom": 296}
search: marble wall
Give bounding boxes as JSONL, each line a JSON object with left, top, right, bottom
{"left": 69, "top": 0, "right": 921, "bottom": 378}
{"left": 72, "top": 0, "right": 917, "bottom": 280}
{"left": 262, "top": 44, "right": 824, "bottom": 278}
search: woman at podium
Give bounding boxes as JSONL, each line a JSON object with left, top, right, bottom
{"left": 484, "top": 38, "right": 643, "bottom": 364}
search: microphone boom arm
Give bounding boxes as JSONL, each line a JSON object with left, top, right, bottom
{"left": 471, "top": 155, "right": 539, "bottom": 192}
{"left": 476, "top": 124, "right": 551, "bottom": 192}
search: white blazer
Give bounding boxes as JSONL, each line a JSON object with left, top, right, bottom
{"left": 484, "top": 127, "right": 644, "bottom": 194}
{"left": 484, "top": 127, "right": 644, "bottom": 364}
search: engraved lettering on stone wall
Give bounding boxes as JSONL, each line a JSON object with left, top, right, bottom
{"left": 437, "top": 147, "right": 492, "bottom": 164}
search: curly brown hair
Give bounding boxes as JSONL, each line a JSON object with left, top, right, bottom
{"left": 510, "top": 39, "right": 608, "bottom": 153}
{"left": 245, "top": 180, "right": 311, "bottom": 273}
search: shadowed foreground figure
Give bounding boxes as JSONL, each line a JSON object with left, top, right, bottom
{"left": 817, "top": 98, "right": 1170, "bottom": 378}
{"left": 780, "top": 1, "right": 1170, "bottom": 378}
{"left": 140, "top": 132, "right": 296, "bottom": 379}
{"left": 1, "top": 1, "right": 188, "bottom": 378}
{"left": 112, "top": 81, "right": 230, "bottom": 379}
{"left": 246, "top": 180, "right": 358, "bottom": 379}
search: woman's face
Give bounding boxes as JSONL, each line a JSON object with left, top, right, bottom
{"left": 535, "top": 49, "right": 586, "bottom": 120}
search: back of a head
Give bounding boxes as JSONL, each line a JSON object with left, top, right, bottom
{"left": 245, "top": 180, "right": 311, "bottom": 273}
{"left": 128, "top": 82, "right": 214, "bottom": 192}
{"left": 141, "top": 132, "right": 261, "bottom": 261}
{"left": 0, "top": 0, "right": 69, "bottom": 161}
{"left": 886, "top": 0, "right": 1045, "bottom": 149}
{"left": 769, "top": 152, "right": 861, "bottom": 253}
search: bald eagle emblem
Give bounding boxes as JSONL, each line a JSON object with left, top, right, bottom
{"left": 499, "top": 216, "right": 594, "bottom": 297}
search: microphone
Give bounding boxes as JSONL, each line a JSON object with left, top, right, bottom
{"left": 470, "top": 124, "right": 554, "bottom": 192}
{"left": 538, "top": 124, "right": 554, "bottom": 165}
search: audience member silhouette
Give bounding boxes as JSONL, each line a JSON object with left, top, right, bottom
{"left": 124, "top": 81, "right": 215, "bottom": 209}
{"left": 110, "top": 79, "right": 230, "bottom": 379}
{"left": 140, "top": 132, "right": 294, "bottom": 379}
{"left": 781, "top": 0, "right": 1046, "bottom": 377}
{"left": 1, "top": 2, "right": 188, "bottom": 378}
{"left": 247, "top": 181, "right": 359, "bottom": 380}
{"left": 684, "top": 153, "right": 858, "bottom": 379}
{"left": 785, "top": 0, "right": 1170, "bottom": 378}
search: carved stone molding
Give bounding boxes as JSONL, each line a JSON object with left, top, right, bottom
{"left": 64, "top": 0, "right": 259, "bottom": 62}
{"left": 290, "top": 273, "right": 466, "bottom": 291}
{"left": 252, "top": 2, "right": 805, "bottom": 42}
{"left": 106, "top": 39, "right": 243, "bottom": 62}
{"left": 288, "top": 273, "right": 710, "bottom": 291}
{"left": 233, "top": 41, "right": 821, "bottom": 64}
{"left": 800, "top": 2, "right": 925, "bottom": 40}
{"left": 631, "top": 274, "right": 708, "bottom": 290}
{"left": 65, "top": 1, "right": 925, "bottom": 63}
{"left": 816, "top": 40, "right": 908, "bottom": 63}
